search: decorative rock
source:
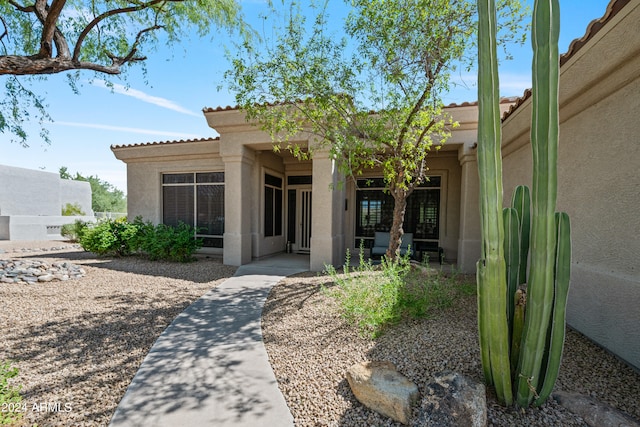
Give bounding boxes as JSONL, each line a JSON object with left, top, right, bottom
{"left": 0, "top": 259, "right": 85, "bottom": 285}
{"left": 553, "top": 391, "right": 640, "bottom": 427}
{"left": 416, "top": 371, "right": 487, "bottom": 427}
{"left": 346, "top": 361, "right": 419, "bottom": 425}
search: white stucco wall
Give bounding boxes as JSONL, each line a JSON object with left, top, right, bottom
{"left": 0, "top": 165, "right": 60, "bottom": 216}
{"left": 0, "top": 164, "right": 93, "bottom": 240}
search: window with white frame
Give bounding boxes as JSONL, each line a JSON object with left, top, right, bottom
{"left": 162, "top": 172, "right": 224, "bottom": 248}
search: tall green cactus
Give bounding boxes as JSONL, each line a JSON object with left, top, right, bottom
{"left": 515, "top": 0, "right": 563, "bottom": 406}
{"left": 477, "top": 0, "right": 571, "bottom": 407}
{"left": 476, "top": 0, "right": 512, "bottom": 405}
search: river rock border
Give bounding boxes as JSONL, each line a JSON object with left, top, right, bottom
{"left": 0, "top": 259, "right": 86, "bottom": 284}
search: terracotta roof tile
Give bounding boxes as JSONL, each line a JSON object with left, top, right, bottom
{"left": 502, "top": 0, "right": 629, "bottom": 121}
{"left": 110, "top": 137, "right": 219, "bottom": 150}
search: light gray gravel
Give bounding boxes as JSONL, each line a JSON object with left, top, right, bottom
{"left": 0, "top": 241, "right": 236, "bottom": 427}
{"left": 262, "top": 272, "right": 640, "bottom": 427}
{"left": 2, "top": 241, "right": 638, "bottom": 427}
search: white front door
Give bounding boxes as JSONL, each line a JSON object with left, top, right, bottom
{"left": 297, "top": 189, "right": 312, "bottom": 252}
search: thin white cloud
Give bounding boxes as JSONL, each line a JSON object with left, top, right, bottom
{"left": 449, "top": 72, "right": 531, "bottom": 95}
{"left": 92, "top": 80, "right": 201, "bottom": 117}
{"left": 54, "top": 121, "right": 202, "bottom": 139}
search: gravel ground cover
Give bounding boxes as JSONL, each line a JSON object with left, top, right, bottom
{"left": 0, "top": 241, "right": 236, "bottom": 427}
{"left": 263, "top": 272, "right": 640, "bottom": 427}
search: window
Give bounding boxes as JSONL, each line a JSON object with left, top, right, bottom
{"left": 264, "top": 173, "right": 283, "bottom": 237}
{"left": 355, "top": 177, "right": 440, "bottom": 247}
{"left": 162, "top": 172, "right": 224, "bottom": 248}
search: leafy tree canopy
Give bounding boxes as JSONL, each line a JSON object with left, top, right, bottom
{"left": 60, "top": 166, "right": 126, "bottom": 212}
{"left": 1, "top": 0, "right": 245, "bottom": 145}
{"left": 226, "top": 0, "right": 527, "bottom": 256}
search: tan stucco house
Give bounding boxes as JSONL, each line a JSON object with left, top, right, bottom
{"left": 112, "top": 0, "right": 639, "bottom": 370}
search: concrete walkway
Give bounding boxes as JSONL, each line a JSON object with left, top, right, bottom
{"left": 109, "top": 254, "right": 310, "bottom": 427}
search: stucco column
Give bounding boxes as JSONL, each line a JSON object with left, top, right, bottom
{"left": 310, "top": 150, "right": 345, "bottom": 271}
{"left": 457, "top": 144, "right": 481, "bottom": 273}
{"left": 222, "top": 145, "right": 255, "bottom": 266}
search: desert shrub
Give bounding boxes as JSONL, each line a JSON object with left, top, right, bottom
{"left": 325, "top": 246, "right": 475, "bottom": 338}
{"left": 132, "top": 219, "right": 202, "bottom": 262}
{"left": 61, "top": 219, "right": 90, "bottom": 242}
{"left": 0, "top": 361, "right": 23, "bottom": 426}
{"left": 80, "top": 217, "right": 141, "bottom": 256}
{"left": 61, "top": 202, "right": 86, "bottom": 216}
{"left": 325, "top": 248, "right": 411, "bottom": 338}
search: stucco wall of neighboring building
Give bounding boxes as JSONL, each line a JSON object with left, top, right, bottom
{"left": 0, "top": 165, "right": 61, "bottom": 216}
{"left": 0, "top": 164, "right": 93, "bottom": 240}
{"left": 60, "top": 179, "right": 94, "bottom": 216}
{"left": 501, "top": 1, "right": 640, "bottom": 369}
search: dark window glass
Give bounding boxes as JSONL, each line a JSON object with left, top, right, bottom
{"left": 287, "top": 190, "right": 296, "bottom": 243}
{"left": 163, "top": 172, "right": 224, "bottom": 247}
{"left": 265, "top": 186, "right": 274, "bottom": 237}
{"left": 356, "top": 178, "right": 386, "bottom": 188}
{"left": 200, "top": 237, "right": 224, "bottom": 248}
{"left": 287, "top": 175, "right": 313, "bottom": 186}
{"left": 355, "top": 184, "right": 440, "bottom": 240}
{"left": 265, "top": 173, "right": 282, "bottom": 188}
{"left": 197, "top": 172, "right": 224, "bottom": 183}
{"left": 163, "top": 173, "right": 194, "bottom": 184}
{"left": 163, "top": 186, "right": 194, "bottom": 227}
{"left": 197, "top": 185, "right": 224, "bottom": 235}
{"left": 275, "top": 188, "right": 283, "bottom": 236}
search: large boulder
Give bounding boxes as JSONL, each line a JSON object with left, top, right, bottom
{"left": 553, "top": 391, "right": 640, "bottom": 427}
{"left": 416, "top": 371, "right": 487, "bottom": 427}
{"left": 346, "top": 361, "right": 419, "bottom": 425}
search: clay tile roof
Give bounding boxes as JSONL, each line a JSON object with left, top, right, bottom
{"left": 110, "top": 137, "right": 219, "bottom": 150}
{"left": 502, "top": 0, "right": 630, "bottom": 121}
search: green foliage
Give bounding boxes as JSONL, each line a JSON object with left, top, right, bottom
{"left": 132, "top": 219, "right": 202, "bottom": 263}
{"left": 0, "top": 360, "right": 23, "bottom": 426}
{"left": 1, "top": 0, "right": 245, "bottom": 146}
{"left": 61, "top": 219, "right": 91, "bottom": 243}
{"left": 325, "top": 248, "right": 473, "bottom": 338}
{"left": 80, "top": 217, "right": 140, "bottom": 257}
{"left": 61, "top": 203, "right": 86, "bottom": 216}
{"left": 226, "top": 0, "right": 527, "bottom": 257}
{"left": 78, "top": 217, "right": 201, "bottom": 262}
{"left": 60, "top": 167, "right": 126, "bottom": 213}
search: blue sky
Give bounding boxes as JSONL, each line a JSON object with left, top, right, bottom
{"left": 0, "top": 0, "right": 611, "bottom": 192}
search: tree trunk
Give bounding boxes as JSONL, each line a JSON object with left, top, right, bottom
{"left": 386, "top": 189, "right": 408, "bottom": 259}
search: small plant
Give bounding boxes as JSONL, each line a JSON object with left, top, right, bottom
{"left": 0, "top": 361, "right": 23, "bottom": 426}
{"left": 61, "top": 203, "right": 85, "bottom": 216}
{"left": 61, "top": 219, "right": 90, "bottom": 242}
{"left": 325, "top": 245, "right": 473, "bottom": 338}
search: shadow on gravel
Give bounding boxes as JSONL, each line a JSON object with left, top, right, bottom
{"left": 2, "top": 291, "right": 210, "bottom": 426}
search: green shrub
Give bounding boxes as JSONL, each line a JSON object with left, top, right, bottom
{"left": 61, "top": 219, "right": 90, "bottom": 242}
{"left": 61, "top": 202, "right": 86, "bottom": 216}
{"left": 325, "top": 247, "right": 474, "bottom": 338}
{"left": 132, "top": 219, "right": 202, "bottom": 262}
{"left": 0, "top": 361, "right": 23, "bottom": 426}
{"left": 80, "top": 217, "right": 140, "bottom": 256}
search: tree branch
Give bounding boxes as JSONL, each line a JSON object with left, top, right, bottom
{"left": 39, "top": 0, "right": 67, "bottom": 57}
{"left": 73, "top": 0, "right": 183, "bottom": 62}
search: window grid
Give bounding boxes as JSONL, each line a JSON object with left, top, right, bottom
{"left": 355, "top": 177, "right": 441, "bottom": 249}
{"left": 162, "top": 172, "right": 224, "bottom": 248}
